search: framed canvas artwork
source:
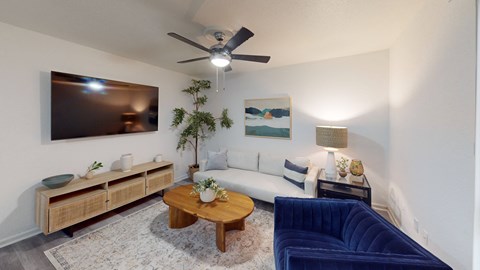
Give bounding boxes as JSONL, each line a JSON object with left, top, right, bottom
{"left": 244, "top": 97, "right": 291, "bottom": 139}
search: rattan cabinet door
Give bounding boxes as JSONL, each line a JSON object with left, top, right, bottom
{"left": 49, "top": 190, "right": 107, "bottom": 233}
{"left": 146, "top": 170, "right": 173, "bottom": 195}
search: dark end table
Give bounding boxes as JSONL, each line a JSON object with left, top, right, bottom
{"left": 317, "top": 169, "right": 372, "bottom": 206}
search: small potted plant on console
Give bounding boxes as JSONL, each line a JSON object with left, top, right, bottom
{"left": 84, "top": 161, "right": 103, "bottom": 179}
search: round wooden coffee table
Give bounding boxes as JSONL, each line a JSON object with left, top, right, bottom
{"left": 163, "top": 184, "right": 254, "bottom": 252}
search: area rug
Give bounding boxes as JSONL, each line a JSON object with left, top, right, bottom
{"left": 44, "top": 201, "right": 275, "bottom": 270}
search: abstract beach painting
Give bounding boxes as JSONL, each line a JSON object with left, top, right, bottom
{"left": 245, "top": 97, "right": 291, "bottom": 139}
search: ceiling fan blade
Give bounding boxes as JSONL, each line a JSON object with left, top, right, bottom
{"left": 167, "top": 32, "right": 210, "bottom": 53}
{"left": 224, "top": 65, "right": 232, "bottom": 72}
{"left": 223, "top": 27, "right": 254, "bottom": 52}
{"left": 177, "top": 57, "right": 210, "bottom": 63}
{"left": 232, "top": 54, "right": 271, "bottom": 63}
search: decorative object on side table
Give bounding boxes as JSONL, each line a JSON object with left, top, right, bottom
{"left": 190, "top": 177, "right": 229, "bottom": 202}
{"left": 41, "top": 174, "right": 74, "bottom": 189}
{"left": 349, "top": 159, "right": 364, "bottom": 176}
{"left": 336, "top": 157, "right": 349, "bottom": 178}
{"left": 120, "top": 153, "right": 133, "bottom": 172}
{"left": 171, "top": 79, "right": 233, "bottom": 180}
{"left": 316, "top": 126, "right": 348, "bottom": 178}
{"left": 84, "top": 161, "right": 103, "bottom": 179}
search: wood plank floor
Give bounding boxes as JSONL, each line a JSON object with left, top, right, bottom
{"left": 0, "top": 180, "right": 390, "bottom": 270}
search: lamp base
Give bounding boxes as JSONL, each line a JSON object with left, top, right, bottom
{"left": 325, "top": 151, "right": 337, "bottom": 179}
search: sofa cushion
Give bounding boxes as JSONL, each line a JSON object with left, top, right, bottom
{"left": 259, "top": 153, "right": 285, "bottom": 176}
{"left": 342, "top": 204, "right": 421, "bottom": 255}
{"left": 283, "top": 159, "right": 308, "bottom": 189}
{"left": 205, "top": 150, "right": 228, "bottom": 171}
{"left": 227, "top": 150, "right": 258, "bottom": 171}
{"left": 194, "top": 168, "right": 310, "bottom": 203}
{"left": 274, "top": 229, "right": 348, "bottom": 270}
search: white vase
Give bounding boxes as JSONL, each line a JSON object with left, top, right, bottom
{"left": 120, "top": 154, "right": 133, "bottom": 172}
{"left": 200, "top": 188, "right": 216, "bottom": 203}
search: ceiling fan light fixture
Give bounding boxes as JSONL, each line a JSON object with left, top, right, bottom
{"left": 210, "top": 52, "right": 231, "bottom": 68}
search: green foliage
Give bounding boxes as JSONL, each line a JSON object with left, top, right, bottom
{"left": 190, "top": 177, "right": 229, "bottom": 201}
{"left": 336, "top": 157, "right": 349, "bottom": 171}
{"left": 88, "top": 161, "right": 103, "bottom": 172}
{"left": 171, "top": 79, "right": 233, "bottom": 165}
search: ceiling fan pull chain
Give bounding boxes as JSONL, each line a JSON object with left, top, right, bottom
{"left": 223, "top": 69, "right": 226, "bottom": 91}
{"left": 216, "top": 67, "right": 219, "bottom": 92}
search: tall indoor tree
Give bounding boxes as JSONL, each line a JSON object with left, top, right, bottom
{"left": 171, "top": 79, "right": 233, "bottom": 179}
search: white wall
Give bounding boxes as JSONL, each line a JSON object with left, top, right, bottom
{"left": 389, "top": 0, "right": 476, "bottom": 269}
{"left": 475, "top": 2, "right": 480, "bottom": 269}
{"left": 0, "top": 22, "right": 194, "bottom": 246}
{"left": 204, "top": 51, "right": 390, "bottom": 206}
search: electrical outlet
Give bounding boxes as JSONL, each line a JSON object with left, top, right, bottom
{"left": 414, "top": 218, "right": 419, "bottom": 233}
{"left": 422, "top": 230, "right": 429, "bottom": 245}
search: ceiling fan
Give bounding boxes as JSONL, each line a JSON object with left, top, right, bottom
{"left": 167, "top": 27, "right": 270, "bottom": 72}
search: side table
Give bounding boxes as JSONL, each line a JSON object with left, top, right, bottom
{"left": 317, "top": 169, "right": 372, "bottom": 206}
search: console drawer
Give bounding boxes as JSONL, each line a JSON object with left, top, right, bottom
{"left": 146, "top": 170, "right": 173, "bottom": 195}
{"left": 107, "top": 177, "right": 145, "bottom": 210}
{"left": 48, "top": 189, "right": 107, "bottom": 233}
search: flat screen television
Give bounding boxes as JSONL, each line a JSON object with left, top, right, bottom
{"left": 51, "top": 71, "right": 159, "bottom": 140}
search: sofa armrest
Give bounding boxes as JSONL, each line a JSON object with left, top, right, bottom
{"left": 199, "top": 159, "right": 207, "bottom": 172}
{"left": 282, "top": 248, "right": 451, "bottom": 270}
{"left": 304, "top": 166, "right": 318, "bottom": 197}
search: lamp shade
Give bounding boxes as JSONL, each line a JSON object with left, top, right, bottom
{"left": 316, "top": 126, "right": 348, "bottom": 148}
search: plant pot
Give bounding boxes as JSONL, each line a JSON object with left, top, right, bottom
{"left": 188, "top": 165, "right": 199, "bottom": 181}
{"left": 339, "top": 171, "right": 347, "bottom": 178}
{"left": 200, "top": 188, "right": 216, "bottom": 203}
{"left": 85, "top": 171, "right": 94, "bottom": 179}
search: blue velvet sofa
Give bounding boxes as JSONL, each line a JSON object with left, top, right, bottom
{"left": 274, "top": 197, "right": 451, "bottom": 270}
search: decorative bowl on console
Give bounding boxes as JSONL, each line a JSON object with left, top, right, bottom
{"left": 41, "top": 174, "right": 74, "bottom": 189}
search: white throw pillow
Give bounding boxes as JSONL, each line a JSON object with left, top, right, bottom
{"left": 259, "top": 153, "right": 285, "bottom": 176}
{"left": 283, "top": 159, "right": 308, "bottom": 189}
{"left": 205, "top": 150, "right": 228, "bottom": 171}
{"left": 227, "top": 150, "right": 259, "bottom": 171}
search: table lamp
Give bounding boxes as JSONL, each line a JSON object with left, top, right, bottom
{"left": 316, "top": 126, "right": 348, "bottom": 178}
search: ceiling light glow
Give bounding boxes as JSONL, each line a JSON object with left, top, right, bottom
{"left": 210, "top": 52, "right": 231, "bottom": 68}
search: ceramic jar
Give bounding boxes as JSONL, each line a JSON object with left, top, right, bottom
{"left": 120, "top": 153, "right": 133, "bottom": 172}
{"left": 349, "top": 159, "right": 364, "bottom": 176}
{"left": 200, "top": 188, "right": 216, "bottom": 203}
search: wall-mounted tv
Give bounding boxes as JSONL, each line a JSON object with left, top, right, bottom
{"left": 51, "top": 71, "right": 159, "bottom": 140}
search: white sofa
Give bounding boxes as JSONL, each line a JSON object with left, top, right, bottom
{"left": 193, "top": 150, "right": 318, "bottom": 203}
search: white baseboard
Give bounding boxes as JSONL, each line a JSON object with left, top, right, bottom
{"left": 372, "top": 203, "right": 401, "bottom": 228}
{"left": 0, "top": 227, "right": 41, "bottom": 248}
{"left": 174, "top": 174, "right": 189, "bottom": 182}
{"left": 1, "top": 174, "right": 189, "bottom": 249}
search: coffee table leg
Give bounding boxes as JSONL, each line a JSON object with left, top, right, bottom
{"left": 168, "top": 206, "right": 198, "bottom": 228}
{"left": 216, "top": 219, "right": 246, "bottom": 252}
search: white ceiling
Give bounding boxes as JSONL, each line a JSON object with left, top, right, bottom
{"left": 0, "top": 0, "right": 426, "bottom": 77}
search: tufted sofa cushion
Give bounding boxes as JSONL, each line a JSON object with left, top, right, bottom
{"left": 342, "top": 204, "right": 421, "bottom": 254}
{"left": 274, "top": 197, "right": 452, "bottom": 270}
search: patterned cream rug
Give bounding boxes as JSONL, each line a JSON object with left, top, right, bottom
{"left": 45, "top": 201, "right": 275, "bottom": 270}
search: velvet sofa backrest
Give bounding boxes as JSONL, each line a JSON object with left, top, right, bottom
{"left": 342, "top": 203, "right": 421, "bottom": 255}
{"left": 274, "top": 197, "right": 352, "bottom": 238}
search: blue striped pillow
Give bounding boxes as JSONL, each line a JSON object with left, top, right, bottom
{"left": 283, "top": 159, "right": 308, "bottom": 189}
